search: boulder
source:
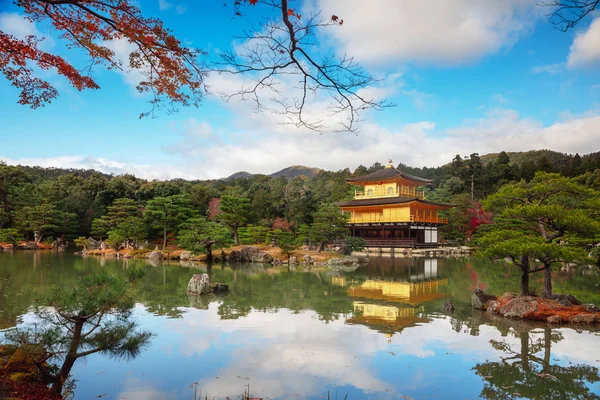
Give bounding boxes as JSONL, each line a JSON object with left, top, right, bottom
{"left": 487, "top": 300, "right": 500, "bottom": 314}
{"left": 303, "top": 254, "right": 314, "bottom": 265}
{"left": 241, "top": 246, "right": 273, "bottom": 263}
{"left": 228, "top": 250, "right": 242, "bottom": 263}
{"left": 180, "top": 251, "right": 192, "bottom": 261}
{"left": 211, "top": 283, "right": 229, "bottom": 293}
{"left": 584, "top": 304, "right": 599, "bottom": 313}
{"left": 146, "top": 251, "right": 163, "bottom": 260}
{"left": 187, "top": 274, "right": 212, "bottom": 296}
{"left": 547, "top": 315, "right": 562, "bottom": 324}
{"left": 551, "top": 294, "right": 582, "bottom": 307}
{"left": 289, "top": 256, "right": 297, "bottom": 265}
{"left": 1, "top": 244, "right": 14, "bottom": 250}
{"left": 328, "top": 256, "right": 362, "bottom": 271}
{"left": 471, "top": 289, "right": 498, "bottom": 310}
{"left": 442, "top": 300, "right": 454, "bottom": 313}
{"left": 498, "top": 296, "right": 539, "bottom": 319}
{"left": 568, "top": 313, "right": 599, "bottom": 324}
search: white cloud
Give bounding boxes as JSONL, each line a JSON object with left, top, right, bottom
{"left": 104, "top": 38, "right": 147, "bottom": 89}
{"left": 0, "top": 12, "right": 54, "bottom": 47}
{"left": 531, "top": 62, "right": 565, "bottom": 74}
{"left": 175, "top": 5, "right": 187, "bottom": 14}
{"left": 3, "top": 107, "right": 600, "bottom": 180}
{"left": 313, "top": 0, "right": 539, "bottom": 66}
{"left": 567, "top": 18, "right": 600, "bottom": 67}
{"left": 158, "top": 0, "right": 172, "bottom": 11}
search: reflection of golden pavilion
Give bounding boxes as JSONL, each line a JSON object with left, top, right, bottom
{"left": 332, "top": 276, "right": 448, "bottom": 306}
{"left": 347, "top": 302, "right": 428, "bottom": 334}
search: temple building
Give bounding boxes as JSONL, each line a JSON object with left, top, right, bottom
{"left": 337, "top": 160, "right": 454, "bottom": 248}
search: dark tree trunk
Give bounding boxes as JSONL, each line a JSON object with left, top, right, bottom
{"left": 51, "top": 319, "right": 84, "bottom": 394}
{"left": 206, "top": 243, "right": 213, "bottom": 262}
{"left": 520, "top": 330, "right": 530, "bottom": 373}
{"left": 162, "top": 227, "right": 167, "bottom": 250}
{"left": 317, "top": 241, "right": 325, "bottom": 252}
{"left": 543, "top": 327, "right": 551, "bottom": 372}
{"left": 542, "top": 264, "right": 553, "bottom": 299}
{"left": 233, "top": 226, "right": 239, "bottom": 245}
{"left": 520, "top": 255, "right": 530, "bottom": 296}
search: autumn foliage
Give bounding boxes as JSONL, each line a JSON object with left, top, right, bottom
{"left": 2, "top": 0, "right": 206, "bottom": 116}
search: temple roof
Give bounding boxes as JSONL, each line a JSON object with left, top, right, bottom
{"left": 336, "top": 197, "right": 454, "bottom": 208}
{"left": 347, "top": 167, "right": 432, "bottom": 184}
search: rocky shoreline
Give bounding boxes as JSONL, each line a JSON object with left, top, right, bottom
{"left": 472, "top": 288, "right": 600, "bottom": 324}
{"left": 80, "top": 244, "right": 370, "bottom": 271}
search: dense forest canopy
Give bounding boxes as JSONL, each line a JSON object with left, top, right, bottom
{"left": 0, "top": 149, "right": 599, "bottom": 247}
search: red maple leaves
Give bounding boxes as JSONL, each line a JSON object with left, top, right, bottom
{"left": 2, "top": 0, "right": 205, "bottom": 114}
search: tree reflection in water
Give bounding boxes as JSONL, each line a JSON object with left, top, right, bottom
{"left": 467, "top": 313, "right": 600, "bottom": 399}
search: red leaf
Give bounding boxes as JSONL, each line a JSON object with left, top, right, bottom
{"left": 331, "top": 15, "right": 338, "bottom": 21}
{"left": 287, "top": 8, "right": 295, "bottom": 16}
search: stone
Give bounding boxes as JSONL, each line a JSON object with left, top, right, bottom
{"left": 547, "top": 315, "right": 562, "bottom": 324}
{"left": 327, "top": 256, "right": 362, "bottom": 271}
{"left": 289, "top": 256, "right": 297, "bottom": 265}
{"left": 228, "top": 250, "right": 242, "bottom": 262}
{"left": 584, "top": 304, "right": 599, "bottom": 313}
{"left": 471, "top": 289, "right": 498, "bottom": 310}
{"left": 211, "top": 283, "right": 229, "bottom": 293}
{"left": 487, "top": 300, "right": 500, "bottom": 314}
{"left": 568, "top": 313, "right": 599, "bottom": 324}
{"left": 180, "top": 251, "right": 192, "bottom": 261}
{"left": 146, "top": 251, "right": 163, "bottom": 260}
{"left": 498, "top": 296, "right": 539, "bottom": 319}
{"left": 187, "top": 274, "right": 212, "bottom": 295}
{"left": 442, "top": 301, "right": 454, "bottom": 313}
{"left": 551, "top": 294, "right": 582, "bottom": 307}
{"left": 303, "top": 254, "right": 314, "bottom": 265}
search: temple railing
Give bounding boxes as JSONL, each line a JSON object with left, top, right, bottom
{"left": 354, "top": 188, "right": 424, "bottom": 200}
{"left": 348, "top": 215, "right": 448, "bottom": 224}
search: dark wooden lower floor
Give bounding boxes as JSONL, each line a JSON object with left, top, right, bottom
{"left": 346, "top": 224, "right": 441, "bottom": 248}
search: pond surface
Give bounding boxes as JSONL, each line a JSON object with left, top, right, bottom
{"left": 1, "top": 251, "right": 600, "bottom": 399}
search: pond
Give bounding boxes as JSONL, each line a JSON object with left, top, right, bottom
{"left": 1, "top": 251, "right": 600, "bottom": 399}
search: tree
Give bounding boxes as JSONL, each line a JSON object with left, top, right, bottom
{"left": 478, "top": 172, "right": 600, "bottom": 297}
{"left": 13, "top": 203, "right": 59, "bottom": 243}
{"left": 144, "top": 195, "right": 194, "bottom": 249}
{"left": 217, "top": 195, "right": 251, "bottom": 245}
{"left": 474, "top": 324, "right": 600, "bottom": 399}
{"left": 178, "top": 217, "right": 231, "bottom": 262}
{"left": 4, "top": 270, "right": 152, "bottom": 395}
{"left": 2, "top": 0, "right": 386, "bottom": 131}
{"left": 91, "top": 197, "right": 140, "bottom": 238}
{"left": 106, "top": 216, "right": 147, "bottom": 250}
{"left": 310, "top": 203, "right": 349, "bottom": 251}
{"left": 0, "top": 228, "right": 21, "bottom": 245}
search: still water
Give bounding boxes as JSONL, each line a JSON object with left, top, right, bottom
{"left": 1, "top": 251, "right": 600, "bottom": 399}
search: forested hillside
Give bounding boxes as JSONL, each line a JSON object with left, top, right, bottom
{"left": 0, "top": 149, "right": 598, "bottom": 247}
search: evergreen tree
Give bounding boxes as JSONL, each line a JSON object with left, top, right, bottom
{"left": 310, "top": 203, "right": 349, "bottom": 251}
{"left": 91, "top": 198, "right": 139, "bottom": 238}
{"left": 478, "top": 172, "right": 599, "bottom": 297}
{"left": 144, "top": 195, "right": 195, "bottom": 249}
{"left": 178, "top": 217, "right": 231, "bottom": 261}
{"left": 106, "top": 216, "right": 147, "bottom": 250}
{"left": 4, "top": 270, "right": 152, "bottom": 395}
{"left": 217, "top": 195, "right": 251, "bottom": 245}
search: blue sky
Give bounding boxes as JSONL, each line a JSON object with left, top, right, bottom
{"left": 1, "top": 0, "right": 599, "bottom": 179}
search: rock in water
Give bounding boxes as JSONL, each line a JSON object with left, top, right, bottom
{"left": 146, "top": 251, "right": 163, "bottom": 260}
{"left": 443, "top": 301, "right": 454, "bottom": 313}
{"left": 471, "top": 288, "right": 498, "bottom": 310}
{"left": 211, "top": 283, "right": 229, "bottom": 293}
{"left": 187, "top": 274, "right": 211, "bottom": 295}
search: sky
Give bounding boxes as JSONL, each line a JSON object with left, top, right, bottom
{"left": 0, "top": 0, "right": 599, "bottom": 180}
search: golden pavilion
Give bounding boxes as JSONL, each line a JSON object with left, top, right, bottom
{"left": 337, "top": 160, "right": 453, "bottom": 247}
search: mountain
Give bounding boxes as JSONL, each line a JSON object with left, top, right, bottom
{"left": 270, "top": 165, "right": 322, "bottom": 179}
{"left": 225, "top": 165, "right": 322, "bottom": 181}
{"left": 226, "top": 171, "right": 256, "bottom": 180}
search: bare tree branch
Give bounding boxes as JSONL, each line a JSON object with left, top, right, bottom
{"left": 540, "top": 0, "right": 599, "bottom": 31}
